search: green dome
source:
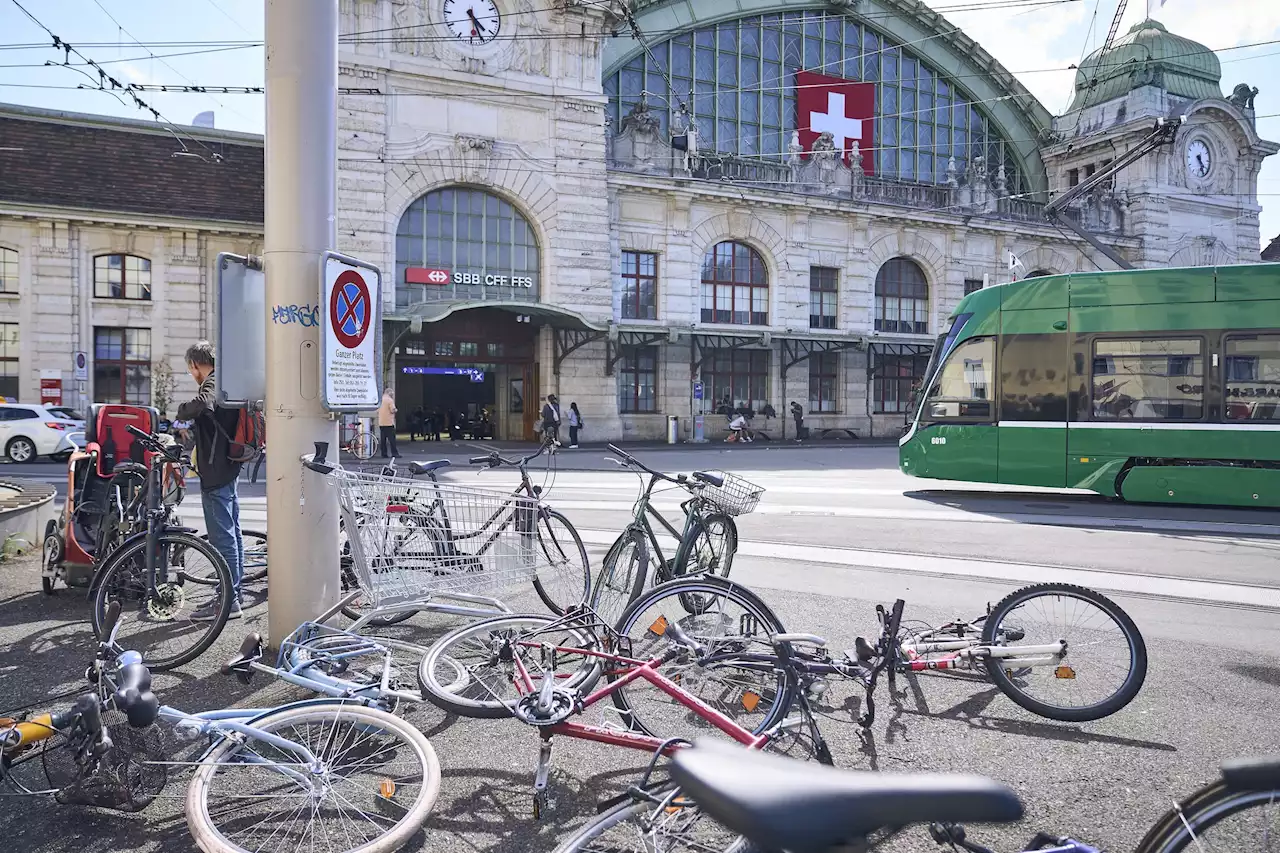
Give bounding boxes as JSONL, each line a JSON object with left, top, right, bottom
{"left": 1068, "top": 19, "right": 1221, "bottom": 111}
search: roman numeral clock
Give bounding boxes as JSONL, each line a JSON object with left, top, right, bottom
{"left": 442, "top": 0, "right": 501, "bottom": 45}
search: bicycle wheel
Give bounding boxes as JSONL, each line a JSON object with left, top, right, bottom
{"left": 186, "top": 702, "right": 440, "bottom": 853}
{"left": 553, "top": 785, "right": 749, "bottom": 853}
{"left": 589, "top": 528, "right": 650, "bottom": 631}
{"left": 187, "top": 530, "right": 268, "bottom": 588}
{"left": 1136, "top": 778, "right": 1280, "bottom": 853}
{"left": 287, "top": 631, "right": 430, "bottom": 706}
{"left": 531, "top": 508, "right": 592, "bottom": 615}
{"left": 91, "top": 531, "right": 232, "bottom": 671}
{"left": 673, "top": 512, "right": 738, "bottom": 578}
{"left": 612, "top": 575, "right": 792, "bottom": 740}
{"left": 981, "top": 582, "right": 1147, "bottom": 722}
{"left": 418, "top": 614, "right": 602, "bottom": 718}
{"left": 349, "top": 430, "right": 377, "bottom": 461}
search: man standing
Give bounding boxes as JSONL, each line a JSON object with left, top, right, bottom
{"left": 178, "top": 341, "right": 244, "bottom": 620}
{"left": 540, "top": 394, "right": 561, "bottom": 444}
{"left": 378, "top": 388, "right": 399, "bottom": 458}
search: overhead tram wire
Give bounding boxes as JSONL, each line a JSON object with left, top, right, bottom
{"left": 6, "top": 0, "right": 224, "bottom": 162}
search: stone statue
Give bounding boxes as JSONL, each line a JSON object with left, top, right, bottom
{"left": 849, "top": 139, "right": 864, "bottom": 175}
{"left": 510, "top": 0, "right": 551, "bottom": 76}
{"left": 1229, "top": 83, "right": 1259, "bottom": 112}
{"left": 787, "top": 130, "right": 803, "bottom": 167}
{"left": 945, "top": 155, "right": 958, "bottom": 187}
{"left": 391, "top": 0, "right": 418, "bottom": 55}
{"left": 995, "top": 162, "right": 1007, "bottom": 195}
{"left": 620, "top": 93, "right": 659, "bottom": 135}
{"left": 812, "top": 131, "right": 840, "bottom": 186}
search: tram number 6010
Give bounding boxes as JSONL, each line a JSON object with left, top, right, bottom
{"left": 930, "top": 436, "right": 947, "bottom": 445}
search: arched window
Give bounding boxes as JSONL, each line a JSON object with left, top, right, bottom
{"left": 875, "top": 258, "right": 928, "bottom": 334}
{"left": 1026, "top": 269, "right": 1053, "bottom": 278}
{"left": 94, "top": 254, "right": 151, "bottom": 300}
{"left": 396, "top": 187, "right": 540, "bottom": 305}
{"left": 0, "top": 248, "right": 17, "bottom": 294}
{"left": 700, "top": 241, "right": 768, "bottom": 325}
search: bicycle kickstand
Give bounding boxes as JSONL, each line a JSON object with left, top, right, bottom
{"left": 533, "top": 729, "right": 554, "bottom": 820}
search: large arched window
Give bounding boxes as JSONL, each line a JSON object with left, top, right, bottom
{"left": 0, "top": 247, "right": 17, "bottom": 294}
{"left": 875, "top": 258, "right": 928, "bottom": 334}
{"left": 396, "top": 187, "right": 539, "bottom": 305}
{"left": 605, "top": 10, "right": 1027, "bottom": 190}
{"left": 701, "top": 241, "right": 768, "bottom": 325}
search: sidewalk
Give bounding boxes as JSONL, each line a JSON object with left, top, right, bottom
{"left": 381, "top": 434, "right": 900, "bottom": 456}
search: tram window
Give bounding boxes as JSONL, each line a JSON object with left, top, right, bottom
{"left": 1224, "top": 334, "right": 1280, "bottom": 421}
{"left": 1091, "top": 338, "right": 1203, "bottom": 420}
{"left": 924, "top": 336, "right": 994, "bottom": 420}
{"left": 999, "top": 333, "right": 1067, "bottom": 421}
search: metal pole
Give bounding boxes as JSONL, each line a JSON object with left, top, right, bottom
{"left": 264, "top": 0, "right": 341, "bottom": 644}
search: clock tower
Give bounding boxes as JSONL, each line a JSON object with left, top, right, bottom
{"left": 1042, "top": 19, "right": 1278, "bottom": 268}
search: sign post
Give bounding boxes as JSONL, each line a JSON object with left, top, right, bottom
{"left": 320, "top": 252, "right": 383, "bottom": 412}
{"left": 264, "top": 0, "right": 341, "bottom": 646}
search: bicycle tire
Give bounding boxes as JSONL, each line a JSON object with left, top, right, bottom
{"left": 612, "top": 575, "right": 792, "bottom": 739}
{"left": 91, "top": 531, "right": 233, "bottom": 671}
{"left": 590, "top": 527, "right": 650, "bottom": 631}
{"left": 531, "top": 508, "right": 592, "bottom": 616}
{"left": 552, "top": 785, "right": 751, "bottom": 853}
{"left": 672, "top": 512, "right": 738, "bottom": 579}
{"left": 348, "top": 431, "right": 377, "bottom": 461}
{"left": 982, "top": 582, "right": 1147, "bottom": 722}
{"left": 187, "top": 529, "right": 268, "bottom": 587}
{"left": 418, "top": 614, "right": 602, "bottom": 718}
{"left": 1135, "top": 778, "right": 1280, "bottom": 853}
{"left": 185, "top": 702, "right": 440, "bottom": 853}
{"left": 285, "top": 631, "right": 431, "bottom": 705}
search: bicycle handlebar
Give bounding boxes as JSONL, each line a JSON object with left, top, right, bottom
{"left": 113, "top": 662, "right": 160, "bottom": 728}
{"left": 469, "top": 436, "right": 555, "bottom": 470}
{"left": 606, "top": 444, "right": 687, "bottom": 484}
{"left": 125, "top": 424, "right": 183, "bottom": 463}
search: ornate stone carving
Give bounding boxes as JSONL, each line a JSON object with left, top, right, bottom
{"left": 945, "top": 155, "right": 958, "bottom": 188}
{"left": 391, "top": 0, "right": 435, "bottom": 58}
{"left": 454, "top": 134, "right": 495, "bottom": 182}
{"left": 612, "top": 95, "right": 670, "bottom": 173}
{"left": 1229, "top": 83, "right": 1259, "bottom": 112}
{"left": 787, "top": 130, "right": 803, "bottom": 167}
{"left": 510, "top": 0, "right": 551, "bottom": 76}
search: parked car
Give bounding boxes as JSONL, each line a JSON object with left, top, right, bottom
{"left": 0, "top": 403, "right": 86, "bottom": 462}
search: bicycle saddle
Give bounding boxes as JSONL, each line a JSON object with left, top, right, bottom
{"left": 671, "top": 740, "right": 1022, "bottom": 853}
{"left": 1222, "top": 756, "right": 1280, "bottom": 790}
{"left": 408, "top": 459, "right": 451, "bottom": 474}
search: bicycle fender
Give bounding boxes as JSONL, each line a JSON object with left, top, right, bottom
{"left": 194, "top": 697, "right": 385, "bottom": 761}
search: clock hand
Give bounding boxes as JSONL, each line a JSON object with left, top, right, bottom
{"left": 467, "top": 8, "right": 489, "bottom": 34}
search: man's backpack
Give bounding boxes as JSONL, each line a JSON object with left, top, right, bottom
{"left": 215, "top": 407, "right": 265, "bottom": 464}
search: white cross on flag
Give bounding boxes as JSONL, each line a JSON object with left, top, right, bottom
{"left": 797, "top": 70, "right": 875, "bottom": 175}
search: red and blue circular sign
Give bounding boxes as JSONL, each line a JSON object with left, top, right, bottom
{"left": 330, "top": 270, "right": 371, "bottom": 349}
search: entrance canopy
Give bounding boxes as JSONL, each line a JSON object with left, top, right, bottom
{"left": 389, "top": 299, "right": 607, "bottom": 333}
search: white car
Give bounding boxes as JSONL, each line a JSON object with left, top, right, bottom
{"left": 0, "top": 403, "right": 86, "bottom": 463}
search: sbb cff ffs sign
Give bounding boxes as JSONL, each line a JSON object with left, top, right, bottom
{"left": 406, "top": 267, "right": 534, "bottom": 288}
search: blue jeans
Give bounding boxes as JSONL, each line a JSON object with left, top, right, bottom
{"left": 201, "top": 480, "right": 244, "bottom": 601}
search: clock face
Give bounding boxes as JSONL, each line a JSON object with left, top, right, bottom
{"left": 1186, "top": 139, "right": 1212, "bottom": 178}
{"left": 443, "top": 0, "right": 501, "bottom": 45}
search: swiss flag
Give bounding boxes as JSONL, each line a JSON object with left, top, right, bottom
{"left": 796, "top": 70, "right": 875, "bottom": 176}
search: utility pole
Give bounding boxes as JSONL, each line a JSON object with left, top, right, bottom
{"left": 264, "top": 0, "right": 341, "bottom": 643}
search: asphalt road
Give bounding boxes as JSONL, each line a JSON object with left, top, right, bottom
{"left": 2, "top": 443, "right": 1279, "bottom": 853}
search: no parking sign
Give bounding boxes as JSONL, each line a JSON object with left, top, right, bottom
{"left": 320, "top": 251, "right": 383, "bottom": 412}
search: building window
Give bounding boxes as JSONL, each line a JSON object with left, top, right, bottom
{"left": 618, "top": 346, "right": 658, "bottom": 413}
{"left": 403, "top": 341, "right": 426, "bottom": 356}
{"left": 1084, "top": 163, "right": 1096, "bottom": 179}
{"left": 488, "top": 343, "right": 505, "bottom": 357}
{"left": 874, "top": 258, "right": 928, "bottom": 334}
{"left": 1225, "top": 334, "right": 1280, "bottom": 421}
{"left": 459, "top": 342, "right": 479, "bottom": 357}
{"left": 872, "top": 346, "right": 931, "bottom": 413}
{"left": 809, "top": 352, "right": 838, "bottom": 412}
{"left": 1068, "top": 169, "right": 1080, "bottom": 187}
{"left": 1091, "top": 338, "right": 1204, "bottom": 420}
{"left": 396, "top": 186, "right": 540, "bottom": 306}
{"left": 0, "top": 248, "right": 16, "bottom": 294}
{"left": 809, "top": 267, "right": 838, "bottom": 329}
{"left": 0, "top": 323, "right": 17, "bottom": 400}
{"left": 705, "top": 349, "right": 769, "bottom": 412}
{"left": 620, "top": 251, "right": 658, "bottom": 320}
{"left": 701, "top": 241, "right": 768, "bottom": 325}
{"left": 434, "top": 341, "right": 454, "bottom": 357}
{"left": 603, "top": 10, "right": 1029, "bottom": 192}
{"left": 94, "top": 254, "right": 152, "bottom": 301}
{"left": 963, "top": 278, "right": 983, "bottom": 295}
{"left": 94, "top": 327, "right": 151, "bottom": 405}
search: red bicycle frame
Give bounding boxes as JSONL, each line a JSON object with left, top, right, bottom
{"left": 509, "top": 639, "right": 771, "bottom": 754}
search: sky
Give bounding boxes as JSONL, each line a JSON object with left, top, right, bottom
{"left": 0, "top": 0, "right": 1277, "bottom": 251}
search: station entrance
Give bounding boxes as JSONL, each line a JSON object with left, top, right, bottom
{"left": 392, "top": 307, "right": 539, "bottom": 441}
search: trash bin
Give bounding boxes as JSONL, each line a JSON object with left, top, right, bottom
{"left": 666, "top": 415, "right": 679, "bottom": 444}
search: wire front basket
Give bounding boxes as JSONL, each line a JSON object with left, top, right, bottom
{"left": 43, "top": 710, "right": 169, "bottom": 812}
{"left": 699, "top": 471, "right": 765, "bottom": 517}
{"left": 326, "top": 467, "right": 543, "bottom": 609}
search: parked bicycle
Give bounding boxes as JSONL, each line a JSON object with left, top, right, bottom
{"left": 345, "top": 423, "right": 379, "bottom": 460}
{"left": 611, "top": 574, "right": 1148, "bottom": 736}
{"left": 561, "top": 739, "right": 1280, "bottom": 853}
{"left": 1, "top": 602, "right": 441, "bottom": 853}
{"left": 591, "top": 444, "right": 762, "bottom": 628}
{"left": 88, "top": 425, "right": 236, "bottom": 670}
{"left": 417, "top": 547, "right": 831, "bottom": 818}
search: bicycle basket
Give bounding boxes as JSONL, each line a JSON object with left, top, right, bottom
{"left": 699, "top": 471, "right": 764, "bottom": 517}
{"left": 45, "top": 710, "right": 168, "bottom": 812}
{"left": 328, "top": 467, "right": 544, "bottom": 608}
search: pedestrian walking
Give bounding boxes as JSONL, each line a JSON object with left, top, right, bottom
{"left": 409, "top": 406, "right": 424, "bottom": 442}
{"left": 567, "top": 401, "right": 583, "bottom": 448}
{"left": 540, "top": 394, "right": 562, "bottom": 444}
{"left": 177, "top": 341, "right": 245, "bottom": 621}
{"left": 378, "top": 389, "right": 399, "bottom": 458}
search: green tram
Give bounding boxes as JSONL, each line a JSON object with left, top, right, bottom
{"left": 898, "top": 263, "right": 1280, "bottom": 508}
